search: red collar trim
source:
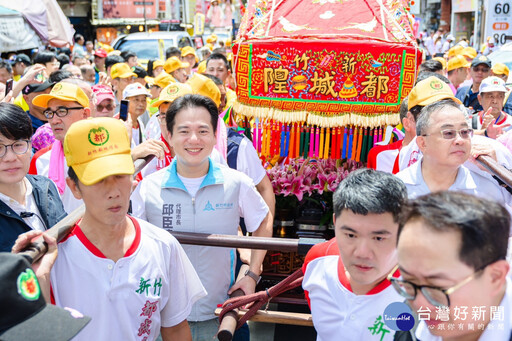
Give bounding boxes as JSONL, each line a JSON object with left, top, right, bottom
{"left": 73, "top": 216, "right": 141, "bottom": 259}
{"left": 337, "top": 258, "right": 400, "bottom": 295}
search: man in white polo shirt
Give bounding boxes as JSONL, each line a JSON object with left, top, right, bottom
{"left": 131, "top": 94, "right": 271, "bottom": 341}
{"left": 395, "top": 98, "right": 512, "bottom": 206}
{"left": 302, "top": 168, "right": 408, "bottom": 341}
{"left": 394, "top": 191, "right": 512, "bottom": 340}
{"left": 14, "top": 117, "right": 206, "bottom": 341}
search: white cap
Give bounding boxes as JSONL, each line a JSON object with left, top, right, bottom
{"left": 447, "top": 34, "right": 455, "bottom": 41}
{"left": 479, "top": 76, "right": 507, "bottom": 93}
{"left": 122, "top": 83, "right": 150, "bottom": 99}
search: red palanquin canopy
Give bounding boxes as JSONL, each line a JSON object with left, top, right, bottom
{"left": 232, "top": 0, "right": 421, "bottom": 128}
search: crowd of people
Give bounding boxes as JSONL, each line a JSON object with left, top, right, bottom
{"left": 0, "top": 29, "right": 512, "bottom": 341}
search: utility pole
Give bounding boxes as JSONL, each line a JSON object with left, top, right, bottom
{"left": 143, "top": 0, "right": 147, "bottom": 32}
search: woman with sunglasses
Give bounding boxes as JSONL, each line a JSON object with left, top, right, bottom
{"left": 0, "top": 103, "right": 66, "bottom": 252}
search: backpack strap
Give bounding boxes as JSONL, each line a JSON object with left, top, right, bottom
{"left": 226, "top": 128, "right": 244, "bottom": 170}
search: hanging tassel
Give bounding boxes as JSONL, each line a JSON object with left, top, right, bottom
{"left": 285, "top": 124, "right": 291, "bottom": 157}
{"left": 361, "top": 127, "right": 369, "bottom": 163}
{"left": 309, "top": 125, "right": 315, "bottom": 158}
{"left": 330, "top": 127, "right": 336, "bottom": 159}
{"left": 319, "top": 127, "right": 325, "bottom": 159}
{"left": 299, "top": 125, "right": 305, "bottom": 158}
{"left": 356, "top": 127, "right": 364, "bottom": 162}
{"left": 347, "top": 126, "right": 354, "bottom": 160}
{"left": 324, "top": 127, "right": 330, "bottom": 159}
{"left": 314, "top": 126, "right": 320, "bottom": 158}
{"left": 303, "top": 126, "right": 311, "bottom": 158}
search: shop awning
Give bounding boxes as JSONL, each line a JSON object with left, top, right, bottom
{"left": 0, "top": 6, "right": 42, "bottom": 52}
{"left": 0, "top": 0, "right": 74, "bottom": 48}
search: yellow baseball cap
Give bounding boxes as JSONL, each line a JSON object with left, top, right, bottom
{"left": 408, "top": 76, "right": 462, "bottom": 109}
{"left": 447, "top": 55, "right": 470, "bottom": 72}
{"left": 151, "top": 83, "right": 193, "bottom": 108}
{"left": 461, "top": 47, "right": 477, "bottom": 60}
{"left": 152, "top": 60, "right": 164, "bottom": 68}
{"left": 187, "top": 73, "right": 221, "bottom": 107}
{"left": 447, "top": 45, "right": 464, "bottom": 58}
{"left": 32, "top": 82, "right": 89, "bottom": 109}
{"left": 181, "top": 46, "right": 198, "bottom": 61}
{"left": 110, "top": 63, "right": 137, "bottom": 79}
{"left": 432, "top": 57, "right": 447, "bottom": 70}
{"left": 64, "top": 117, "right": 134, "bottom": 186}
{"left": 164, "top": 57, "right": 190, "bottom": 74}
{"left": 145, "top": 72, "right": 176, "bottom": 89}
{"left": 197, "top": 60, "right": 207, "bottom": 74}
{"left": 206, "top": 34, "right": 218, "bottom": 44}
{"left": 492, "top": 62, "right": 510, "bottom": 77}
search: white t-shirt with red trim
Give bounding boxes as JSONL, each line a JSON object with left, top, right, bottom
{"left": 29, "top": 144, "right": 83, "bottom": 213}
{"left": 50, "top": 216, "right": 206, "bottom": 341}
{"left": 302, "top": 239, "right": 403, "bottom": 341}
{"left": 367, "top": 140, "right": 403, "bottom": 174}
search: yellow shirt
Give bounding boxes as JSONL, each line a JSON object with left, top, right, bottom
{"left": 14, "top": 94, "right": 29, "bottom": 112}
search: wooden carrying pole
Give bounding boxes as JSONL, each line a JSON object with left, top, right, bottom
{"left": 215, "top": 308, "right": 313, "bottom": 327}
{"left": 476, "top": 154, "right": 512, "bottom": 189}
{"left": 18, "top": 156, "right": 154, "bottom": 264}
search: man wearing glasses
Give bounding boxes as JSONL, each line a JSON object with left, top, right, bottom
{"left": 393, "top": 191, "right": 511, "bottom": 340}
{"left": 395, "top": 98, "right": 512, "bottom": 206}
{"left": 29, "top": 82, "right": 90, "bottom": 213}
{"left": 456, "top": 55, "right": 492, "bottom": 113}
{"left": 302, "top": 168, "right": 407, "bottom": 341}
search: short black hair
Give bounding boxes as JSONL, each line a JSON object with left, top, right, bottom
{"left": 105, "top": 55, "right": 125, "bottom": 70}
{"left": 132, "top": 66, "right": 147, "bottom": 78}
{"left": 147, "top": 59, "right": 157, "bottom": 77}
{"left": 166, "top": 94, "right": 219, "bottom": 135}
{"left": 0, "top": 60, "right": 12, "bottom": 74}
{"left": 121, "top": 50, "right": 137, "bottom": 62}
{"left": 206, "top": 53, "right": 229, "bottom": 69}
{"left": 408, "top": 105, "right": 423, "bottom": 121}
{"left": 419, "top": 59, "right": 444, "bottom": 73}
{"left": 399, "top": 191, "right": 510, "bottom": 271}
{"left": 0, "top": 103, "right": 32, "bottom": 140}
{"left": 49, "top": 70, "right": 73, "bottom": 83}
{"left": 67, "top": 166, "right": 80, "bottom": 187}
{"left": 34, "top": 51, "right": 57, "bottom": 65}
{"left": 202, "top": 73, "right": 223, "bottom": 86}
{"left": 56, "top": 53, "right": 70, "bottom": 69}
{"left": 165, "top": 47, "right": 181, "bottom": 60}
{"left": 333, "top": 168, "right": 407, "bottom": 222}
{"left": 399, "top": 97, "right": 408, "bottom": 123}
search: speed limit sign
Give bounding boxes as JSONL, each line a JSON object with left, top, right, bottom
{"left": 486, "top": 0, "right": 512, "bottom": 45}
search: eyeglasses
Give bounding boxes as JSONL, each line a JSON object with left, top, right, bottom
{"left": 473, "top": 67, "right": 490, "bottom": 73}
{"left": 43, "top": 106, "right": 84, "bottom": 119}
{"left": 0, "top": 140, "right": 31, "bottom": 158}
{"left": 422, "top": 128, "right": 473, "bottom": 140}
{"left": 388, "top": 265, "right": 485, "bottom": 308}
{"left": 156, "top": 112, "right": 166, "bottom": 122}
{"left": 96, "top": 104, "right": 115, "bottom": 112}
